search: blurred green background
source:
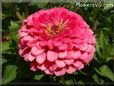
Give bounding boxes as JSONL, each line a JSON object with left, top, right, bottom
{"left": 1, "top": 0, "right": 114, "bottom": 85}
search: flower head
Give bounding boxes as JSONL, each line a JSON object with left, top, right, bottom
{"left": 19, "top": 7, "right": 96, "bottom": 76}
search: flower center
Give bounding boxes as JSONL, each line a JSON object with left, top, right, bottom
{"left": 43, "top": 21, "right": 65, "bottom": 37}
{"left": 51, "top": 25, "right": 58, "bottom": 32}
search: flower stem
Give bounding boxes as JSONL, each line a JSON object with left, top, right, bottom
{"left": 16, "top": 11, "right": 24, "bottom": 21}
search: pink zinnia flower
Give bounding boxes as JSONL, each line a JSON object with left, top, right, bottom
{"left": 19, "top": 7, "right": 96, "bottom": 76}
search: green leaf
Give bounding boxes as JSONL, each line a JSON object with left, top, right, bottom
{"left": 104, "top": 0, "right": 114, "bottom": 3}
{"left": 99, "top": 30, "right": 108, "bottom": 48}
{"left": 10, "top": 33, "right": 18, "bottom": 42}
{"left": 103, "top": 5, "right": 113, "bottom": 11}
{"left": 77, "top": 80, "right": 84, "bottom": 85}
{"left": 5, "top": 21, "right": 20, "bottom": 41}
{"left": 0, "top": 58, "right": 8, "bottom": 65}
{"left": 96, "top": 41, "right": 101, "bottom": 57}
{"left": 29, "top": 0, "right": 48, "bottom": 8}
{"left": 79, "top": 70, "right": 88, "bottom": 76}
{"left": 9, "top": 21, "right": 20, "bottom": 32}
{"left": 59, "top": 76, "right": 74, "bottom": 85}
{"left": 102, "top": 44, "right": 114, "bottom": 61}
{"left": 103, "top": 0, "right": 114, "bottom": 11}
{"left": 94, "top": 65, "right": 114, "bottom": 81}
{"left": 34, "top": 74, "right": 44, "bottom": 80}
{"left": 92, "top": 74, "right": 104, "bottom": 85}
{"left": 65, "top": 79, "right": 74, "bottom": 85}
{"left": 2, "top": 58, "right": 7, "bottom": 64}
{"left": 1, "top": 42, "right": 9, "bottom": 52}
{"left": 2, "top": 65, "right": 17, "bottom": 85}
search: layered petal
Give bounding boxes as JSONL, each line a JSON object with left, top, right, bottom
{"left": 47, "top": 51, "right": 58, "bottom": 62}
{"left": 19, "top": 7, "right": 96, "bottom": 76}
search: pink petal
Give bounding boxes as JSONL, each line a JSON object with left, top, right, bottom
{"left": 73, "top": 61, "right": 82, "bottom": 68}
{"left": 70, "top": 34, "right": 80, "bottom": 38}
{"left": 58, "top": 51, "right": 67, "bottom": 59}
{"left": 44, "top": 61, "right": 53, "bottom": 69}
{"left": 39, "top": 41, "right": 47, "bottom": 46}
{"left": 20, "top": 26, "right": 27, "bottom": 31}
{"left": 55, "top": 60, "right": 66, "bottom": 68}
{"left": 86, "top": 45, "right": 93, "bottom": 52}
{"left": 73, "top": 61, "right": 84, "bottom": 70}
{"left": 27, "top": 39, "right": 37, "bottom": 48}
{"left": 36, "top": 42, "right": 42, "bottom": 49}
{"left": 36, "top": 53, "right": 46, "bottom": 64}
{"left": 67, "top": 42, "right": 74, "bottom": 50}
{"left": 23, "top": 54, "right": 29, "bottom": 61}
{"left": 31, "top": 46, "right": 44, "bottom": 56}
{"left": 58, "top": 44, "right": 67, "bottom": 50}
{"left": 19, "top": 32, "right": 27, "bottom": 38}
{"left": 26, "top": 15, "right": 33, "bottom": 25}
{"left": 92, "top": 47, "right": 96, "bottom": 53}
{"left": 83, "top": 35, "right": 89, "bottom": 43}
{"left": 30, "top": 65, "right": 37, "bottom": 71}
{"left": 80, "top": 43, "right": 88, "bottom": 51}
{"left": 73, "top": 51, "right": 81, "bottom": 59}
{"left": 19, "top": 47, "right": 30, "bottom": 56}
{"left": 92, "top": 36, "right": 96, "bottom": 44}
{"left": 53, "top": 40, "right": 63, "bottom": 47}
{"left": 62, "top": 38, "right": 71, "bottom": 43}
{"left": 72, "top": 39, "right": 83, "bottom": 44}
{"left": 49, "top": 64, "right": 57, "bottom": 71}
{"left": 66, "top": 66, "right": 76, "bottom": 74}
{"left": 80, "top": 52, "right": 88, "bottom": 60}
{"left": 47, "top": 51, "right": 58, "bottom": 62}
{"left": 28, "top": 53, "right": 35, "bottom": 62}
{"left": 45, "top": 69, "right": 53, "bottom": 75}
{"left": 88, "top": 53, "right": 94, "bottom": 61}
{"left": 23, "top": 35, "right": 33, "bottom": 41}
{"left": 37, "top": 64, "right": 47, "bottom": 71}
{"left": 67, "top": 50, "right": 81, "bottom": 59}
{"left": 30, "top": 62, "right": 37, "bottom": 71}
{"left": 66, "top": 50, "right": 74, "bottom": 59}
{"left": 64, "top": 59, "right": 74, "bottom": 65}
{"left": 54, "top": 68, "right": 66, "bottom": 76}
{"left": 74, "top": 44, "right": 81, "bottom": 49}
{"left": 19, "top": 49, "right": 23, "bottom": 56}
{"left": 88, "top": 28, "right": 94, "bottom": 34}
{"left": 47, "top": 39, "right": 53, "bottom": 49}
{"left": 78, "top": 64, "right": 84, "bottom": 70}
{"left": 88, "top": 35, "right": 96, "bottom": 44}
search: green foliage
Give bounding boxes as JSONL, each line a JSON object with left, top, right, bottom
{"left": 1, "top": 1, "right": 114, "bottom": 85}
{"left": 29, "top": 0, "right": 49, "bottom": 8}
{"left": 1, "top": 58, "right": 8, "bottom": 65}
{"left": 92, "top": 74, "right": 104, "bottom": 85}
{"left": 2, "top": 65, "right": 17, "bottom": 85}
{"left": 94, "top": 65, "right": 114, "bottom": 81}
{"left": 34, "top": 74, "right": 44, "bottom": 80}
{"left": 1, "top": 42, "right": 9, "bottom": 52}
